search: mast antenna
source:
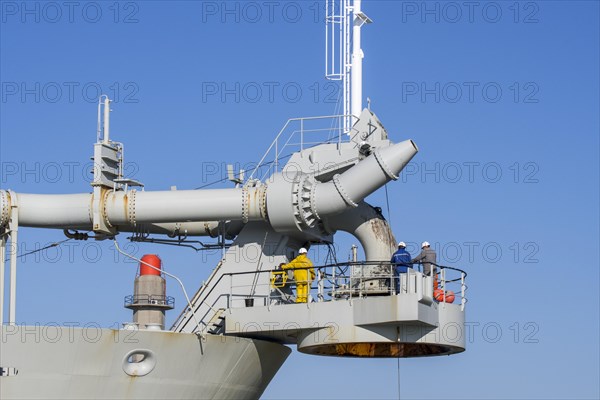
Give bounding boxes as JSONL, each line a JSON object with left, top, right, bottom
{"left": 325, "top": 0, "right": 372, "bottom": 134}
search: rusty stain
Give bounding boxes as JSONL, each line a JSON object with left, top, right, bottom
{"left": 87, "top": 193, "right": 93, "bottom": 222}
{"left": 301, "top": 342, "right": 457, "bottom": 358}
{"left": 123, "top": 191, "right": 129, "bottom": 223}
{"left": 369, "top": 218, "right": 396, "bottom": 252}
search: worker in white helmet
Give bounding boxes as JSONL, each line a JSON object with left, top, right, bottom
{"left": 281, "top": 247, "right": 315, "bottom": 303}
{"left": 390, "top": 242, "right": 412, "bottom": 294}
{"left": 411, "top": 241, "right": 438, "bottom": 289}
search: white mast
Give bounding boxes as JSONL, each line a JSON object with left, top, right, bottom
{"left": 326, "top": 0, "right": 371, "bottom": 133}
{"left": 351, "top": 0, "right": 372, "bottom": 119}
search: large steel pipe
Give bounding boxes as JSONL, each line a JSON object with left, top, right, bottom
{"left": 15, "top": 193, "right": 92, "bottom": 229}
{"left": 313, "top": 139, "right": 417, "bottom": 217}
{"left": 104, "top": 188, "right": 265, "bottom": 226}
{"left": 0, "top": 140, "right": 416, "bottom": 235}
{"left": 0, "top": 187, "right": 266, "bottom": 231}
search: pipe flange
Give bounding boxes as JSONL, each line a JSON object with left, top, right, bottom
{"left": 241, "top": 186, "right": 249, "bottom": 223}
{"left": 128, "top": 189, "right": 137, "bottom": 226}
{"left": 291, "top": 175, "right": 319, "bottom": 230}
{"left": 102, "top": 189, "right": 115, "bottom": 228}
{"left": 310, "top": 182, "right": 320, "bottom": 221}
{"left": 333, "top": 174, "right": 358, "bottom": 208}
{"left": 299, "top": 176, "right": 317, "bottom": 228}
{"left": 373, "top": 149, "right": 398, "bottom": 181}
{"left": 259, "top": 185, "right": 268, "bottom": 220}
{"left": 0, "top": 190, "right": 10, "bottom": 228}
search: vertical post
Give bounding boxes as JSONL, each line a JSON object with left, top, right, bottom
{"left": 338, "top": 114, "right": 343, "bottom": 145}
{"left": 8, "top": 207, "right": 18, "bottom": 325}
{"left": 103, "top": 96, "right": 110, "bottom": 144}
{"left": 220, "top": 224, "right": 226, "bottom": 258}
{"left": 97, "top": 97, "right": 102, "bottom": 142}
{"left": 317, "top": 269, "right": 324, "bottom": 302}
{"left": 343, "top": 0, "right": 350, "bottom": 134}
{"left": 442, "top": 268, "right": 445, "bottom": 290}
{"left": 325, "top": 0, "right": 329, "bottom": 77}
{"left": 332, "top": 263, "right": 337, "bottom": 299}
{"left": 441, "top": 268, "right": 446, "bottom": 309}
{"left": 461, "top": 272, "right": 466, "bottom": 311}
{"left": 0, "top": 232, "right": 6, "bottom": 325}
{"left": 359, "top": 262, "right": 363, "bottom": 298}
{"left": 351, "top": 0, "right": 363, "bottom": 119}
{"left": 300, "top": 119, "right": 304, "bottom": 150}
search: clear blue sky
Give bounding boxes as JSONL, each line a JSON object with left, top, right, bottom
{"left": 1, "top": 1, "right": 598, "bottom": 399}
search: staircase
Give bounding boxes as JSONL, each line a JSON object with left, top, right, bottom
{"left": 205, "top": 308, "right": 226, "bottom": 335}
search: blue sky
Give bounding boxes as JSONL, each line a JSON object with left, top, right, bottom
{"left": 1, "top": 1, "right": 599, "bottom": 399}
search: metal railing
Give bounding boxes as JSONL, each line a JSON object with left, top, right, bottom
{"left": 225, "top": 261, "right": 468, "bottom": 311}
{"left": 249, "top": 114, "right": 359, "bottom": 181}
{"left": 124, "top": 294, "right": 175, "bottom": 308}
{"left": 172, "top": 260, "right": 467, "bottom": 334}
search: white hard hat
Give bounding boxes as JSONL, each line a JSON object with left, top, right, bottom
{"left": 421, "top": 241, "right": 430, "bottom": 248}
{"left": 398, "top": 242, "right": 406, "bottom": 248}
{"left": 299, "top": 248, "right": 308, "bottom": 254}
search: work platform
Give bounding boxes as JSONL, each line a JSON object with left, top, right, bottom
{"left": 221, "top": 264, "right": 467, "bottom": 357}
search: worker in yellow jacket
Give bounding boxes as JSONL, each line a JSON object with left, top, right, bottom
{"left": 281, "top": 248, "right": 315, "bottom": 303}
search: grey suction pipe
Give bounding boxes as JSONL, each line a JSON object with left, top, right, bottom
{"left": 322, "top": 202, "right": 396, "bottom": 261}
{"left": 0, "top": 187, "right": 266, "bottom": 231}
{"left": 8, "top": 192, "right": 91, "bottom": 229}
{"left": 103, "top": 188, "right": 266, "bottom": 225}
{"left": 0, "top": 192, "right": 246, "bottom": 237}
{"left": 0, "top": 140, "right": 417, "bottom": 235}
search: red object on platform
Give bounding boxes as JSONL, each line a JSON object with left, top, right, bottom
{"left": 140, "top": 254, "right": 162, "bottom": 276}
{"left": 434, "top": 289, "right": 455, "bottom": 303}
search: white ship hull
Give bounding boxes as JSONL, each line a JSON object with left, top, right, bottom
{"left": 0, "top": 326, "right": 291, "bottom": 399}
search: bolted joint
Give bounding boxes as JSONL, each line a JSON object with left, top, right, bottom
{"left": 0, "top": 190, "right": 10, "bottom": 228}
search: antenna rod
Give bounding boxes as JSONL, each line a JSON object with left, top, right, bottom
{"left": 103, "top": 96, "right": 110, "bottom": 144}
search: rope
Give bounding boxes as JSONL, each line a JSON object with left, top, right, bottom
{"left": 3, "top": 236, "right": 77, "bottom": 262}
{"left": 397, "top": 356, "right": 401, "bottom": 399}
{"left": 328, "top": 81, "right": 344, "bottom": 141}
{"left": 249, "top": 231, "right": 269, "bottom": 298}
{"left": 384, "top": 183, "right": 393, "bottom": 226}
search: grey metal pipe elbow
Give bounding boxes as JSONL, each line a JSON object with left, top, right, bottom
{"left": 313, "top": 139, "right": 417, "bottom": 217}
{"left": 322, "top": 202, "right": 396, "bottom": 262}
{"left": 266, "top": 140, "right": 417, "bottom": 232}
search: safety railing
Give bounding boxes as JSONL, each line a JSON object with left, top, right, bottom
{"left": 224, "top": 261, "right": 468, "bottom": 311}
{"left": 249, "top": 114, "right": 359, "bottom": 181}
{"left": 124, "top": 294, "right": 175, "bottom": 308}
